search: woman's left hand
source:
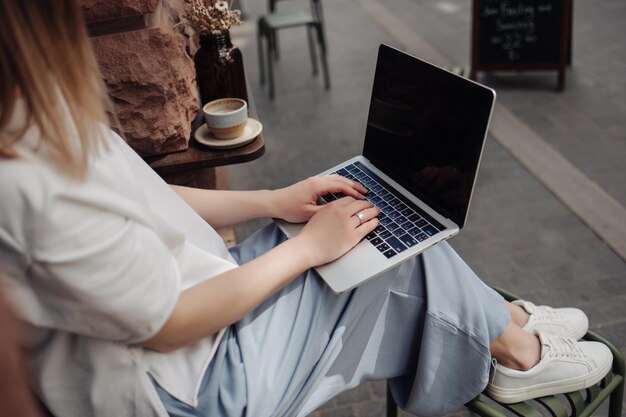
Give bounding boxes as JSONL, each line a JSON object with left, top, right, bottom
{"left": 271, "top": 175, "right": 368, "bottom": 223}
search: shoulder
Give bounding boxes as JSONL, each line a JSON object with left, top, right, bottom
{"left": 0, "top": 158, "right": 54, "bottom": 269}
{"left": 0, "top": 156, "right": 58, "bottom": 217}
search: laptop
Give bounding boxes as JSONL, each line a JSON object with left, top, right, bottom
{"left": 276, "top": 44, "right": 496, "bottom": 293}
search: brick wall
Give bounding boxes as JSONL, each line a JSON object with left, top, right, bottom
{"left": 82, "top": 0, "right": 200, "bottom": 157}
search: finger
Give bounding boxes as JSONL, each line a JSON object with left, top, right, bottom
{"left": 346, "top": 199, "right": 376, "bottom": 216}
{"left": 357, "top": 217, "right": 379, "bottom": 237}
{"left": 334, "top": 175, "right": 368, "bottom": 194}
{"left": 332, "top": 195, "right": 357, "bottom": 207}
{"left": 351, "top": 205, "right": 380, "bottom": 228}
{"left": 323, "top": 175, "right": 368, "bottom": 199}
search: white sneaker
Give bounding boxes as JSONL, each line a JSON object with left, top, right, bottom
{"left": 513, "top": 300, "right": 589, "bottom": 340}
{"left": 487, "top": 331, "right": 613, "bottom": 404}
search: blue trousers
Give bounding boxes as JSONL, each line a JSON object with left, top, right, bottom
{"left": 156, "top": 224, "right": 510, "bottom": 417}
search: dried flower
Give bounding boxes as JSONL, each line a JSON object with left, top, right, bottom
{"left": 183, "top": 0, "right": 242, "bottom": 36}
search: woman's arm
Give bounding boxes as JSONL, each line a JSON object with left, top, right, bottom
{"left": 139, "top": 197, "right": 380, "bottom": 353}
{"left": 170, "top": 175, "right": 368, "bottom": 228}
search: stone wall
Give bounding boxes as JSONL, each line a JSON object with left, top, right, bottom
{"left": 81, "top": 0, "right": 199, "bottom": 157}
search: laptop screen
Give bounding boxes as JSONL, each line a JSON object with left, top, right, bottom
{"left": 363, "top": 45, "right": 495, "bottom": 228}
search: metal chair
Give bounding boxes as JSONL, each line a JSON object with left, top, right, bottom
{"left": 386, "top": 287, "right": 625, "bottom": 417}
{"left": 266, "top": 0, "right": 326, "bottom": 60}
{"left": 257, "top": 0, "right": 330, "bottom": 99}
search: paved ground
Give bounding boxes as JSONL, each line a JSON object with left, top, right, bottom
{"left": 225, "top": 0, "right": 625, "bottom": 415}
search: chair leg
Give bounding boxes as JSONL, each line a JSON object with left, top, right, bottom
{"left": 313, "top": 0, "right": 327, "bottom": 50}
{"left": 257, "top": 23, "right": 265, "bottom": 86}
{"left": 269, "top": 0, "right": 280, "bottom": 61}
{"left": 306, "top": 25, "right": 318, "bottom": 76}
{"left": 272, "top": 32, "right": 280, "bottom": 61}
{"left": 315, "top": 23, "right": 331, "bottom": 89}
{"left": 609, "top": 376, "right": 624, "bottom": 417}
{"left": 387, "top": 382, "right": 398, "bottom": 417}
{"left": 267, "top": 31, "right": 275, "bottom": 100}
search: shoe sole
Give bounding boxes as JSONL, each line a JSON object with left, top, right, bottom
{"left": 486, "top": 354, "right": 612, "bottom": 404}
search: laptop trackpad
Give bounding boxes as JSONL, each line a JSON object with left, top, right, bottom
{"left": 316, "top": 240, "right": 387, "bottom": 293}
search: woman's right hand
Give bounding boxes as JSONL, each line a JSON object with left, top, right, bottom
{"left": 295, "top": 197, "right": 380, "bottom": 267}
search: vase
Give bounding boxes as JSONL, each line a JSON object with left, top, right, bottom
{"left": 194, "top": 31, "right": 248, "bottom": 106}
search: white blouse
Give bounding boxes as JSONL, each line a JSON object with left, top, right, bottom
{"left": 0, "top": 103, "right": 238, "bottom": 417}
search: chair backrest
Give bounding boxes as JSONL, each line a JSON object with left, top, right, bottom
{"left": 268, "top": 0, "right": 324, "bottom": 22}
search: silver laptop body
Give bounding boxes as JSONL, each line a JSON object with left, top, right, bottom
{"left": 276, "top": 44, "right": 496, "bottom": 293}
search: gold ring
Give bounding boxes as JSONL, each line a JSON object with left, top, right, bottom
{"left": 355, "top": 211, "right": 365, "bottom": 224}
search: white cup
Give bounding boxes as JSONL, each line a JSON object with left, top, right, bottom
{"left": 202, "top": 98, "right": 248, "bottom": 140}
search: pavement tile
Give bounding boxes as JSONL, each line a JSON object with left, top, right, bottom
{"left": 353, "top": 400, "right": 386, "bottom": 417}
{"left": 334, "top": 386, "right": 372, "bottom": 406}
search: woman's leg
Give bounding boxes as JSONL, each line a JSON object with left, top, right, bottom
{"left": 227, "top": 224, "right": 510, "bottom": 417}
{"left": 157, "top": 224, "right": 609, "bottom": 416}
{"left": 490, "top": 319, "right": 541, "bottom": 370}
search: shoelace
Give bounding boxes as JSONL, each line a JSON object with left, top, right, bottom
{"left": 531, "top": 304, "right": 562, "bottom": 323}
{"left": 544, "top": 334, "right": 585, "bottom": 359}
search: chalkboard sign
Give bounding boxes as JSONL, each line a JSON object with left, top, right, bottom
{"left": 471, "top": 0, "right": 572, "bottom": 90}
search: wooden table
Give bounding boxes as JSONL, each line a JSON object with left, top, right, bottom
{"left": 145, "top": 118, "right": 265, "bottom": 189}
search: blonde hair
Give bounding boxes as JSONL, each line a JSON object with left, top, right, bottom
{"left": 0, "top": 0, "right": 112, "bottom": 178}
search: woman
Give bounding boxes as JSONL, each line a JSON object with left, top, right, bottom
{"left": 0, "top": 2, "right": 612, "bottom": 417}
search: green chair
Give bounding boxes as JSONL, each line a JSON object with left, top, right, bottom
{"left": 257, "top": 0, "right": 330, "bottom": 100}
{"left": 386, "top": 287, "right": 625, "bottom": 417}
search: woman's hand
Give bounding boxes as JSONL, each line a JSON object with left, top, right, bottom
{"left": 271, "top": 175, "right": 369, "bottom": 223}
{"left": 294, "top": 197, "right": 380, "bottom": 266}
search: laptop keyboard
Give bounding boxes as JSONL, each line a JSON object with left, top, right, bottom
{"left": 322, "top": 161, "right": 444, "bottom": 259}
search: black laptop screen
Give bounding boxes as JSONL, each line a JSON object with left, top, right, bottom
{"left": 363, "top": 45, "right": 495, "bottom": 228}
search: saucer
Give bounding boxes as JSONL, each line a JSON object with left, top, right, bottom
{"left": 195, "top": 118, "right": 263, "bottom": 149}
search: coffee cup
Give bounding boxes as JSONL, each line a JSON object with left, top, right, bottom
{"left": 202, "top": 98, "right": 248, "bottom": 140}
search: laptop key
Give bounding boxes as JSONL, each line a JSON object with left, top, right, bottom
{"left": 379, "top": 230, "right": 392, "bottom": 239}
{"left": 374, "top": 225, "right": 386, "bottom": 234}
{"left": 365, "top": 232, "right": 377, "bottom": 241}
{"left": 408, "top": 213, "right": 421, "bottom": 223}
{"left": 401, "top": 207, "right": 414, "bottom": 217}
{"left": 322, "top": 193, "right": 337, "bottom": 202}
{"left": 391, "top": 227, "right": 405, "bottom": 237}
{"left": 382, "top": 249, "right": 397, "bottom": 258}
{"left": 398, "top": 219, "right": 412, "bottom": 230}
{"left": 395, "top": 203, "right": 407, "bottom": 211}
{"left": 388, "top": 211, "right": 402, "bottom": 221}
{"left": 387, "top": 222, "right": 400, "bottom": 232}
{"left": 370, "top": 237, "right": 383, "bottom": 246}
{"left": 345, "top": 164, "right": 359, "bottom": 174}
{"left": 416, "top": 219, "right": 428, "bottom": 227}
{"left": 376, "top": 242, "right": 390, "bottom": 252}
{"left": 336, "top": 168, "right": 349, "bottom": 177}
{"left": 385, "top": 236, "right": 407, "bottom": 253}
{"left": 379, "top": 217, "right": 393, "bottom": 226}
{"left": 421, "top": 224, "right": 438, "bottom": 236}
{"left": 399, "top": 234, "right": 418, "bottom": 248}
{"left": 407, "top": 227, "right": 421, "bottom": 237}
{"left": 415, "top": 232, "right": 429, "bottom": 242}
